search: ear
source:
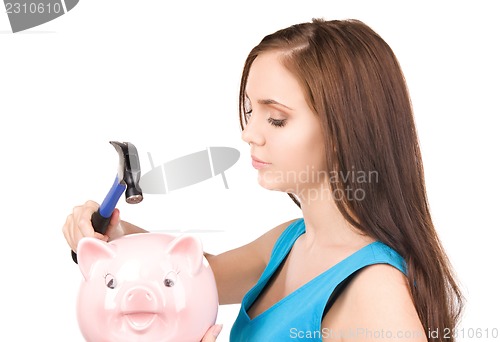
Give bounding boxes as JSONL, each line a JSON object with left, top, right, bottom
{"left": 77, "top": 238, "right": 116, "bottom": 281}
{"left": 165, "top": 235, "right": 203, "bottom": 276}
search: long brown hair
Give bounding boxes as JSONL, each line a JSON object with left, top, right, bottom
{"left": 239, "top": 19, "right": 463, "bottom": 341}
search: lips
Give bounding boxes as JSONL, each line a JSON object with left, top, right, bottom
{"left": 124, "top": 312, "right": 158, "bottom": 331}
{"left": 251, "top": 156, "right": 271, "bottom": 170}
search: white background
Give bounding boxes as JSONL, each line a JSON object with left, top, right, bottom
{"left": 1, "top": 1, "right": 499, "bottom": 341}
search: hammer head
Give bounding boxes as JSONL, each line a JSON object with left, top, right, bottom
{"left": 110, "top": 141, "right": 143, "bottom": 204}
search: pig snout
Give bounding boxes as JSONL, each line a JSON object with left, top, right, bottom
{"left": 124, "top": 287, "right": 158, "bottom": 310}
{"left": 121, "top": 286, "right": 161, "bottom": 332}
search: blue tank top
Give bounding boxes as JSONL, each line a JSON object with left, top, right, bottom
{"left": 230, "top": 218, "right": 406, "bottom": 341}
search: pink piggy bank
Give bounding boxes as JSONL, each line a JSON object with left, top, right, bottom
{"left": 76, "top": 233, "right": 219, "bottom": 342}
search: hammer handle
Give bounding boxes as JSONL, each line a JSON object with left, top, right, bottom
{"left": 90, "top": 210, "right": 112, "bottom": 235}
{"left": 71, "top": 178, "right": 125, "bottom": 263}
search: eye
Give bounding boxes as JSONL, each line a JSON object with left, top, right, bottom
{"left": 267, "top": 117, "right": 287, "bottom": 127}
{"left": 244, "top": 111, "right": 253, "bottom": 121}
{"left": 164, "top": 270, "right": 179, "bottom": 288}
{"left": 104, "top": 273, "right": 116, "bottom": 289}
{"left": 243, "top": 97, "right": 253, "bottom": 119}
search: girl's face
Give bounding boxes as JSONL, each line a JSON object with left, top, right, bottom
{"left": 242, "top": 51, "right": 328, "bottom": 197}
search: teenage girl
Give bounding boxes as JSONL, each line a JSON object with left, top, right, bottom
{"left": 63, "top": 19, "right": 463, "bottom": 341}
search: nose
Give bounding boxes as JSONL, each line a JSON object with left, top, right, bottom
{"left": 241, "top": 116, "right": 265, "bottom": 146}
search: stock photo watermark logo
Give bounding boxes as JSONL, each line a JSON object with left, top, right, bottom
{"left": 142, "top": 147, "right": 240, "bottom": 235}
{"left": 3, "top": 0, "right": 79, "bottom": 33}
{"left": 139, "top": 147, "right": 240, "bottom": 194}
{"left": 257, "top": 166, "right": 379, "bottom": 203}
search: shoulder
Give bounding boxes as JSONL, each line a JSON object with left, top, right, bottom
{"left": 348, "top": 264, "right": 415, "bottom": 314}
{"left": 323, "top": 264, "right": 426, "bottom": 341}
{"left": 251, "top": 218, "right": 301, "bottom": 265}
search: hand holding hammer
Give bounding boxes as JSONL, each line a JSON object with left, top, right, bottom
{"left": 65, "top": 141, "right": 143, "bottom": 263}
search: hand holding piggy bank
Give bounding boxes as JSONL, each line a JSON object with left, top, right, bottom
{"left": 76, "top": 233, "right": 219, "bottom": 342}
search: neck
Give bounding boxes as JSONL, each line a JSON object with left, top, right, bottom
{"left": 297, "top": 181, "right": 374, "bottom": 250}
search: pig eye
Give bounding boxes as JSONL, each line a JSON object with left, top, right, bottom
{"left": 164, "top": 271, "right": 178, "bottom": 287}
{"left": 105, "top": 273, "right": 116, "bottom": 289}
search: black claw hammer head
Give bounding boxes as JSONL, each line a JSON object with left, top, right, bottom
{"left": 110, "top": 141, "right": 143, "bottom": 204}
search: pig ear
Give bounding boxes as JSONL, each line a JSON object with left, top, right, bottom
{"left": 77, "top": 238, "right": 116, "bottom": 281}
{"left": 165, "top": 235, "right": 203, "bottom": 276}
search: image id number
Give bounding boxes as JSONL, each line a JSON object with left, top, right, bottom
{"left": 429, "top": 327, "right": 499, "bottom": 339}
{"left": 5, "top": 2, "right": 62, "bottom": 14}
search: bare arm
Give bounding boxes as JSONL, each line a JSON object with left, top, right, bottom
{"left": 205, "top": 219, "right": 298, "bottom": 305}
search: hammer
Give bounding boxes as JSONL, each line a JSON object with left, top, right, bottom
{"left": 71, "top": 141, "right": 143, "bottom": 263}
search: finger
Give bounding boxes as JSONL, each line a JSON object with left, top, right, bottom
{"left": 72, "top": 229, "right": 84, "bottom": 252}
{"left": 62, "top": 214, "right": 76, "bottom": 249}
{"left": 78, "top": 204, "right": 99, "bottom": 237}
{"left": 65, "top": 212, "right": 85, "bottom": 251}
{"left": 84, "top": 200, "right": 100, "bottom": 210}
{"left": 78, "top": 216, "right": 95, "bottom": 238}
{"left": 108, "top": 208, "right": 121, "bottom": 230}
{"left": 104, "top": 208, "right": 124, "bottom": 240}
{"left": 68, "top": 220, "right": 84, "bottom": 252}
{"left": 201, "top": 324, "right": 222, "bottom": 342}
{"left": 93, "top": 232, "right": 109, "bottom": 242}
